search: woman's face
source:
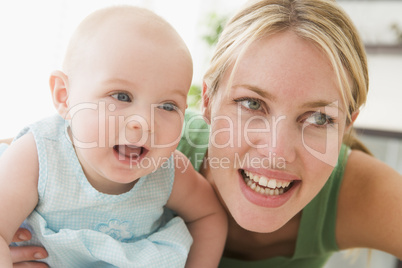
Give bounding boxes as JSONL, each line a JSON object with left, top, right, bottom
{"left": 204, "top": 31, "right": 351, "bottom": 232}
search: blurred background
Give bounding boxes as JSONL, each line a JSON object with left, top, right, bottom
{"left": 0, "top": 0, "right": 401, "bottom": 267}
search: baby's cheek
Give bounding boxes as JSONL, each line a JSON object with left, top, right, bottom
{"left": 69, "top": 110, "right": 103, "bottom": 146}
{"left": 153, "top": 115, "right": 183, "bottom": 147}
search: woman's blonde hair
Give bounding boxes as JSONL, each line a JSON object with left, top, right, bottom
{"left": 203, "top": 0, "right": 370, "bottom": 150}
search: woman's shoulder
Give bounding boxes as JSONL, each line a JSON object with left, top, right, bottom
{"left": 341, "top": 149, "right": 400, "bottom": 199}
{"left": 336, "top": 150, "right": 402, "bottom": 257}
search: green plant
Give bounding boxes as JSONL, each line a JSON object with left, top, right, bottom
{"left": 187, "top": 12, "right": 227, "bottom": 109}
{"left": 187, "top": 84, "right": 202, "bottom": 109}
{"left": 201, "top": 12, "right": 227, "bottom": 47}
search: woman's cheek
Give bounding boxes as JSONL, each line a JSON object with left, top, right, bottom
{"left": 301, "top": 127, "right": 341, "bottom": 167}
{"left": 240, "top": 116, "right": 272, "bottom": 148}
{"left": 210, "top": 117, "right": 236, "bottom": 149}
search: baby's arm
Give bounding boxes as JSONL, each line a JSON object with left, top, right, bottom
{"left": 0, "top": 133, "right": 39, "bottom": 267}
{"left": 166, "top": 150, "right": 228, "bottom": 268}
{"left": 0, "top": 138, "right": 13, "bottom": 145}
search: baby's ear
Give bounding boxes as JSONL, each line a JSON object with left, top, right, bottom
{"left": 49, "top": 70, "right": 70, "bottom": 119}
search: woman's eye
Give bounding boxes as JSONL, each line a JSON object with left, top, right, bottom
{"left": 236, "top": 98, "right": 262, "bottom": 111}
{"left": 111, "top": 93, "right": 131, "bottom": 102}
{"left": 159, "top": 103, "right": 177, "bottom": 112}
{"left": 305, "top": 112, "right": 332, "bottom": 126}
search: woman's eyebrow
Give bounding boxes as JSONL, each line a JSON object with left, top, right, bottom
{"left": 301, "top": 100, "right": 344, "bottom": 113}
{"left": 233, "top": 84, "right": 277, "bottom": 102}
{"left": 232, "top": 85, "right": 344, "bottom": 113}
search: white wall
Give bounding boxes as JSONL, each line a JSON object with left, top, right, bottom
{"left": 340, "top": 1, "right": 402, "bottom": 132}
{"left": 0, "top": 1, "right": 401, "bottom": 267}
{"left": 0, "top": 0, "right": 246, "bottom": 137}
{"left": 1, "top": 1, "right": 401, "bottom": 137}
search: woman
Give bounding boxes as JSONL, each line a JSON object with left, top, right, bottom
{"left": 9, "top": 0, "right": 402, "bottom": 267}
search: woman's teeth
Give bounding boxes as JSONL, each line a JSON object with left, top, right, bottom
{"left": 242, "top": 170, "right": 293, "bottom": 196}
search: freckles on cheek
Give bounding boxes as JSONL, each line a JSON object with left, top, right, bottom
{"left": 301, "top": 131, "right": 340, "bottom": 168}
{"left": 302, "top": 134, "right": 327, "bottom": 154}
{"left": 210, "top": 120, "right": 236, "bottom": 148}
{"left": 241, "top": 118, "right": 271, "bottom": 148}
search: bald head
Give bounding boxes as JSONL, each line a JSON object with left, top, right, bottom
{"left": 62, "top": 6, "right": 192, "bottom": 78}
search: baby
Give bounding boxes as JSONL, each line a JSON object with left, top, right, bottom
{"left": 0, "top": 6, "right": 227, "bottom": 267}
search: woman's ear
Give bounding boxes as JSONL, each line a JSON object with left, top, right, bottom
{"left": 49, "top": 70, "right": 70, "bottom": 119}
{"left": 201, "top": 82, "right": 211, "bottom": 124}
{"left": 346, "top": 111, "right": 359, "bottom": 132}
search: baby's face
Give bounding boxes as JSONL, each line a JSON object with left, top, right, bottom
{"left": 64, "top": 20, "right": 192, "bottom": 194}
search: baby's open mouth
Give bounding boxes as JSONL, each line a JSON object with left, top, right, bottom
{"left": 240, "top": 169, "right": 294, "bottom": 196}
{"left": 113, "top": 145, "right": 148, "bottom": 160}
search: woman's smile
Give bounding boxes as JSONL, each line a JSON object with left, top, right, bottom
{"left": 241, "top": 169, "right": 294, "bottom": 196}
{"left": 204, "top": 30, "right": 347, "bottom": 232}
{"left": 238, "top": 168, "right": 301, "bottom": 208}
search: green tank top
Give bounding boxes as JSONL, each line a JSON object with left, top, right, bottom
{"left": 177, "top": 109, "right": 349, "bottom": 268}
{"left": 177, "top": 110, "right": 210, "bottom": 172}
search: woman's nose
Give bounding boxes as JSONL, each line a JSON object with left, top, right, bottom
{"left": 254, "top": 116, "right": 297, "bottom": 164}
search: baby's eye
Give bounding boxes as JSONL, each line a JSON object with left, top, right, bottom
{"left": 111, "top": 92, "right": 131, "bottom": 102}
{"left": 305, "top": 112, "right": 333, "bottom": 126}
{"left": 236, "top": 98, "right": 262, "bottom": 111}
{"left": 159, "top": 103, "right": 178, "bottom": 112}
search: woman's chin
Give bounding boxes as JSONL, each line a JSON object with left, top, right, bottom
{"left": 230, "top": 207, "right": 289, "bottom": 233}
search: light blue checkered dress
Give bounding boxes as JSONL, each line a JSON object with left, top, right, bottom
{"left": 11, "top": 115, "right": 192, "bottom": 267}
